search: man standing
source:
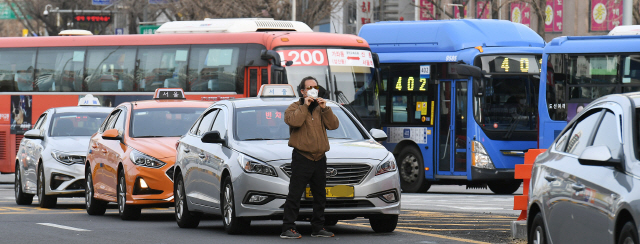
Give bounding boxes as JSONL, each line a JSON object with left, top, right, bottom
{"left": 280, "top": 77, "right": 339, "bottom": 239}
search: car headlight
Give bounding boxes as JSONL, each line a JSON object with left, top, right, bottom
{"left": 129, "top": 149, "right": 166, "bottom": 168}
{"left": 376, "top": 154, "right": 397, "bottom": 176}
{"left": 51, "top": 150, "right": 85, "bottom": 165}
{"left": 472, "top": 140, "right": 495, "bottom": 169}
{"left": 237, "top": 154, "right": 277, "bottom": 177}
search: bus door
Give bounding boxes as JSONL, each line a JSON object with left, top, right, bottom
{"left": 436, "top": 79, "right": 468, "bottom": 177}
{"left": 246, "top": 67, "right": 269, "bottom": 96}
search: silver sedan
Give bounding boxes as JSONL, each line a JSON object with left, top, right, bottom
{"left": 174, "top": 97, "right": 401, "bottom": 234}
{"left": 15, "top": 106, "right": 111, "bottom": 208}
{"left": 528, "top": 93, "right": 640, "bottom": 244}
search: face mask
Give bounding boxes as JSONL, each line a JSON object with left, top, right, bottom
{"left": 307, "top": 88, "right": 318, "bottom": 98}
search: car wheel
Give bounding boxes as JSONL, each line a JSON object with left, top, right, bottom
{"left": 118, "top": 169, "right": 141, "bottom": 220}
{"left": 85, "top": 167, "right": 107, "bottom": 215}
{"left": 397, "top": 147, "right": 430, "bottom": 193}
{"left": 175, "top": 175, "right": 200, "bottom": 228}
{"left": 369, "top": 215, "right": 398, "bottom": 233}
{"left": 528, "top": 212, "right": 547, "bottom": 244}
{"left": 618, "top": 221, "right": 639, "bottom": 244}
{"left": 15, "top": 163, "right": 33, "bottom": 205}
{"left": 37, "top": 165, "right": 57, "bottom": 208}
{"left": 487, "top": 180, "right": 522, "bottom": 195}
{"left": 221, "top": 177, "right": 250, "bottom": 234}
{"left": 324, "top": 217, "right": 339, "bottom": 226}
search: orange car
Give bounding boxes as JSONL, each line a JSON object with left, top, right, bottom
{"left": 85, "top": 88, "right": 211, "bottom": 220}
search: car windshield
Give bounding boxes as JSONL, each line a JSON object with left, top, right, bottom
{"left": 49, "top": 112, "right": 108, "bottom": 137}
{"left": 131, "top": 107, "right": 205, "bottom": 137}
{"left": 235, "top": 105, "right": 366, "bottom": 141}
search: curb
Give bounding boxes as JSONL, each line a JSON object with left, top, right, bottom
{"left": 511, "top": 220, "right": 527, "bottom": 240}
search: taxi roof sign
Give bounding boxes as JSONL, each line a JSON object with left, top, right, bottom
{"left": 154, "top": 88, "right": 186, "bottom": 100}
{"left": 78, "top": 94, "right": 101, "bottom": 106}
{"left": 257, "top": 84, "right": 297, "bottom": 98}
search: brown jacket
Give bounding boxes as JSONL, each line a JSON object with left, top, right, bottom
{"left": 285, "top": 99, "right": 339, "bottom": 161}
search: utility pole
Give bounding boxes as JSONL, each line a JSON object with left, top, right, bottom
{"left": 292, "top": 0, "right": 296, "bottom": 21}
{"left": 623, "top": 0, "right": 632, "bottom": 25}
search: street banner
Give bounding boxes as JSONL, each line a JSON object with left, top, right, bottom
{"left": 553, "top": 0, "right": 563, "bottom": 32}
{"left": 419, "top": 0, "right": 436, "bottom": 20}
{"left": 477, "top": 0, "right": 491, "bottom": 19}
{"left": 590, "top": 0, "right": 624, "bottom": 32}
{"left": 607, "top": 0, "right": 623, "bottom": 30}
{"left": 510, "top": 3, "right": 531, "bottom": 27}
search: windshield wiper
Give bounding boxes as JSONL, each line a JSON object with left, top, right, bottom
{"left": 244, "top": 138, "right": 279, "bottom": 141}
{"left": 503, "top": 115, "right": 525, "bottom": 140}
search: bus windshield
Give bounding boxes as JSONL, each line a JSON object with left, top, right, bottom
{"left": 474, "top": 55, "right": 541, "bottom": 140}
{"left": 277, "top": 48, "right": 380, "bottom": 130}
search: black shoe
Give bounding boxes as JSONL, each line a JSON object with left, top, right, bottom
{"left": 311, "top": 228, "right": 334, "bottom": 237}
{"left": 280, "top": 229, "right": 302, "bottom": 239}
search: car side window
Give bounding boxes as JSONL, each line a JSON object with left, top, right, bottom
{"left": 113, "top": 109, "right": 127, "bottom": 136}
{"left": 554, "top": 124, "right": 573, "bottom": 152}
{"left": 34, "top": 113, "right": 47, "bottom": 130}
{"left": 591, "top": 111, "right": 622, "bottom": 159}
{"left": 101, "top": 111, "right": 119, "bottom": 132}
{"left": 565, "top": 109, "right": 603, "bottom": 155}
{"left": 211, "top": 109, "right": 227, "bottom": 139}
{"left": 197, "top": 109, "right": 218, "bottom": 136}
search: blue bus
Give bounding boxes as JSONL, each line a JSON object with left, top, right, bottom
{"left": 539, "top": 35, "right": 640, "bottom": 149}
{"left": 359, "top": 20, "right": 544, "bottom": 194}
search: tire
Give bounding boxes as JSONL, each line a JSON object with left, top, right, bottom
{"left": 15, "top": 163, "right": 34, "bottom": 205}
{"left": 221, "top": 177, "right": 250, "bottom": 234}
{"left": 369, "top": 215, "right": 398, "bottom": 233}
{"left": 618, "top": 221, "right": 639, "bottom": 244}
{"left": 488, "top": 180, "right": 522, "bottom": 195}
{"left": 85, "top": 167, "right": 107, "bottom": 215}
{"left": 528, "top": 212, "right": 547, "bottom": 244}
{"left": 118, "top": 169, "right": 141, "bottom": 220}
{"left": 397, "top": 147, "right": 430, "bottom": 193}
{"left": 324, "top": 217, "right": 339, "bottom": 226}
{"left": 174, "top": 175, "right": 200, "bottom": 228}
{"left": 37, "top": 165, "right": 57, "bottom": 208}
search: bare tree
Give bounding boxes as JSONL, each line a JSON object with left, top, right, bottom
{"left": 167, "top": 0, "right": 342, "bottom": 28}
{"left": 519, "top": 0, "right": 546, "bottom": 39}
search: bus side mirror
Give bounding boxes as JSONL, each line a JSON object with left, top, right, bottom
{"left": 372, "top": 53, "right": 380, "bottom": 67}
{"left": 454, "top": 64, "right": 485, "bottom": 97}
{"left": 261, "top": 50, "right": 282, "bottom": 67}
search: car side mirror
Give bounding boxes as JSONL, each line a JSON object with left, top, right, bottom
{"left": 369, "top": 128, "right": 387, "bottom": 142}
{"left": 578, "top": 145, "right": 622, "bottom": 169}
{"left": 453, "top": 64, "right": 485, "bottom": 97}
{"left": 201, "top": 131, "right": 226, "bottom": 145}
{"left": 24, "top": 129, "right": 43, "bottom": 139}
{"left": 102, "top": 128, "right": 121, "bottom": 141}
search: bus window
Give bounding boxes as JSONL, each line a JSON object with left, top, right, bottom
{"left": 85, "top": 46, "right": 136, "bottom": 92}
{"left": 36, "top": 48, "right": 86, "bottom": 92}
{"left": 382, "top": 64, "right": 436, "bottom": 125}
{"left": 568, "top": 55, "right": 617, "bottom": 100}
{"left": 0, "top": 48, "right": 36, "bottom": 92}
{"left": 546, "top": 54, "right": 568, "bottom": 121}
{"left": 136, "top": 45, "right": 189, "bottom": 92}
{"left": 187, "top": 45, "right": 242, "bottom": 92}
{"left": 622, "top": 55, "right": 640, "bottom": 92}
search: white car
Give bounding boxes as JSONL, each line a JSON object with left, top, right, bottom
{"left": 15, "top": 96, "right": 111, "bottom": 208}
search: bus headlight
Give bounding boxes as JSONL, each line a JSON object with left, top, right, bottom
{"left": 472, "top": 141, "right": 495, "bottom": 169}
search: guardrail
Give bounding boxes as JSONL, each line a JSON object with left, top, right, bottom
{"left": 513, "top": 149, "right": 546, "bottom": 221}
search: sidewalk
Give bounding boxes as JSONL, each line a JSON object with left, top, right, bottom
{"left": 0, "top": 173, "right": 14, "bottom": 184}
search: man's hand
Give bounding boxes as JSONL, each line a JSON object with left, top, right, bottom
{"left": 317, "top": 97, "right": 327, "bottom": 108}
{"left": 304, "top": 96, "right": 315, "bottom": 106}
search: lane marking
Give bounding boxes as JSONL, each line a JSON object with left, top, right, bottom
{"left": 37, "top": 223, "right": 91, "bottom": 232}
{"left": 337, "top": 222, "right": 491, "bottom": 244}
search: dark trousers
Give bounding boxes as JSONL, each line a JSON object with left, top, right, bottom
{"left": 282, "top": 150, "right": 327, "bottom": 233}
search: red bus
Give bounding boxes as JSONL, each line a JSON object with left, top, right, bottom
{"left": 0, "top": 20, "right": 381, "bottom": 173}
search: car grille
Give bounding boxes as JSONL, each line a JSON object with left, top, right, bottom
{"left": 280, "top": 163, "right": 371, "bottom": 185}
{"left": 280, "top": 200, "right": 374, "bottom": 208}
{"left": 165, "top": 166, "right": 175, "bottom": 182}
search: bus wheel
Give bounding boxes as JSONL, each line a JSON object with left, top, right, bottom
{"left": 487, "top": 180, "right": 521, "bottom": 194}
{"left": 397, "top": 147, "right": 430, "bottom": 193}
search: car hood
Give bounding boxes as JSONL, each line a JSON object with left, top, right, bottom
{"left": 127, "top": 137, "right": 179, "bottom": 160}
{"left": 47, "top": 136, "right": 91, "bottom": 154}
{"left": 233, "top": 139, "right": 389, "bottom": 162}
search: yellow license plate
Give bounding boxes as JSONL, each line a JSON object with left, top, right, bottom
{"left": 305, "top": 185, "right": 354, "bottom": 198}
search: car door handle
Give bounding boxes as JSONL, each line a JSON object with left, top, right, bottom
{"left": 571, "top": 183, "right": 585, "bottom": 191}
{"left": 183, "top": 148, "right": 190, "bottom": 153}
{"left": 101, "top": 149, "right": 107, "bottom": 154}
{"left": 91, "top": 144, "right": 98, "bottom": 149}
{"left": 198, "top": 154, "right": 206, "bottom": 159}
{"left": 544, "top": 175, "right": 557, "bottom": 182}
